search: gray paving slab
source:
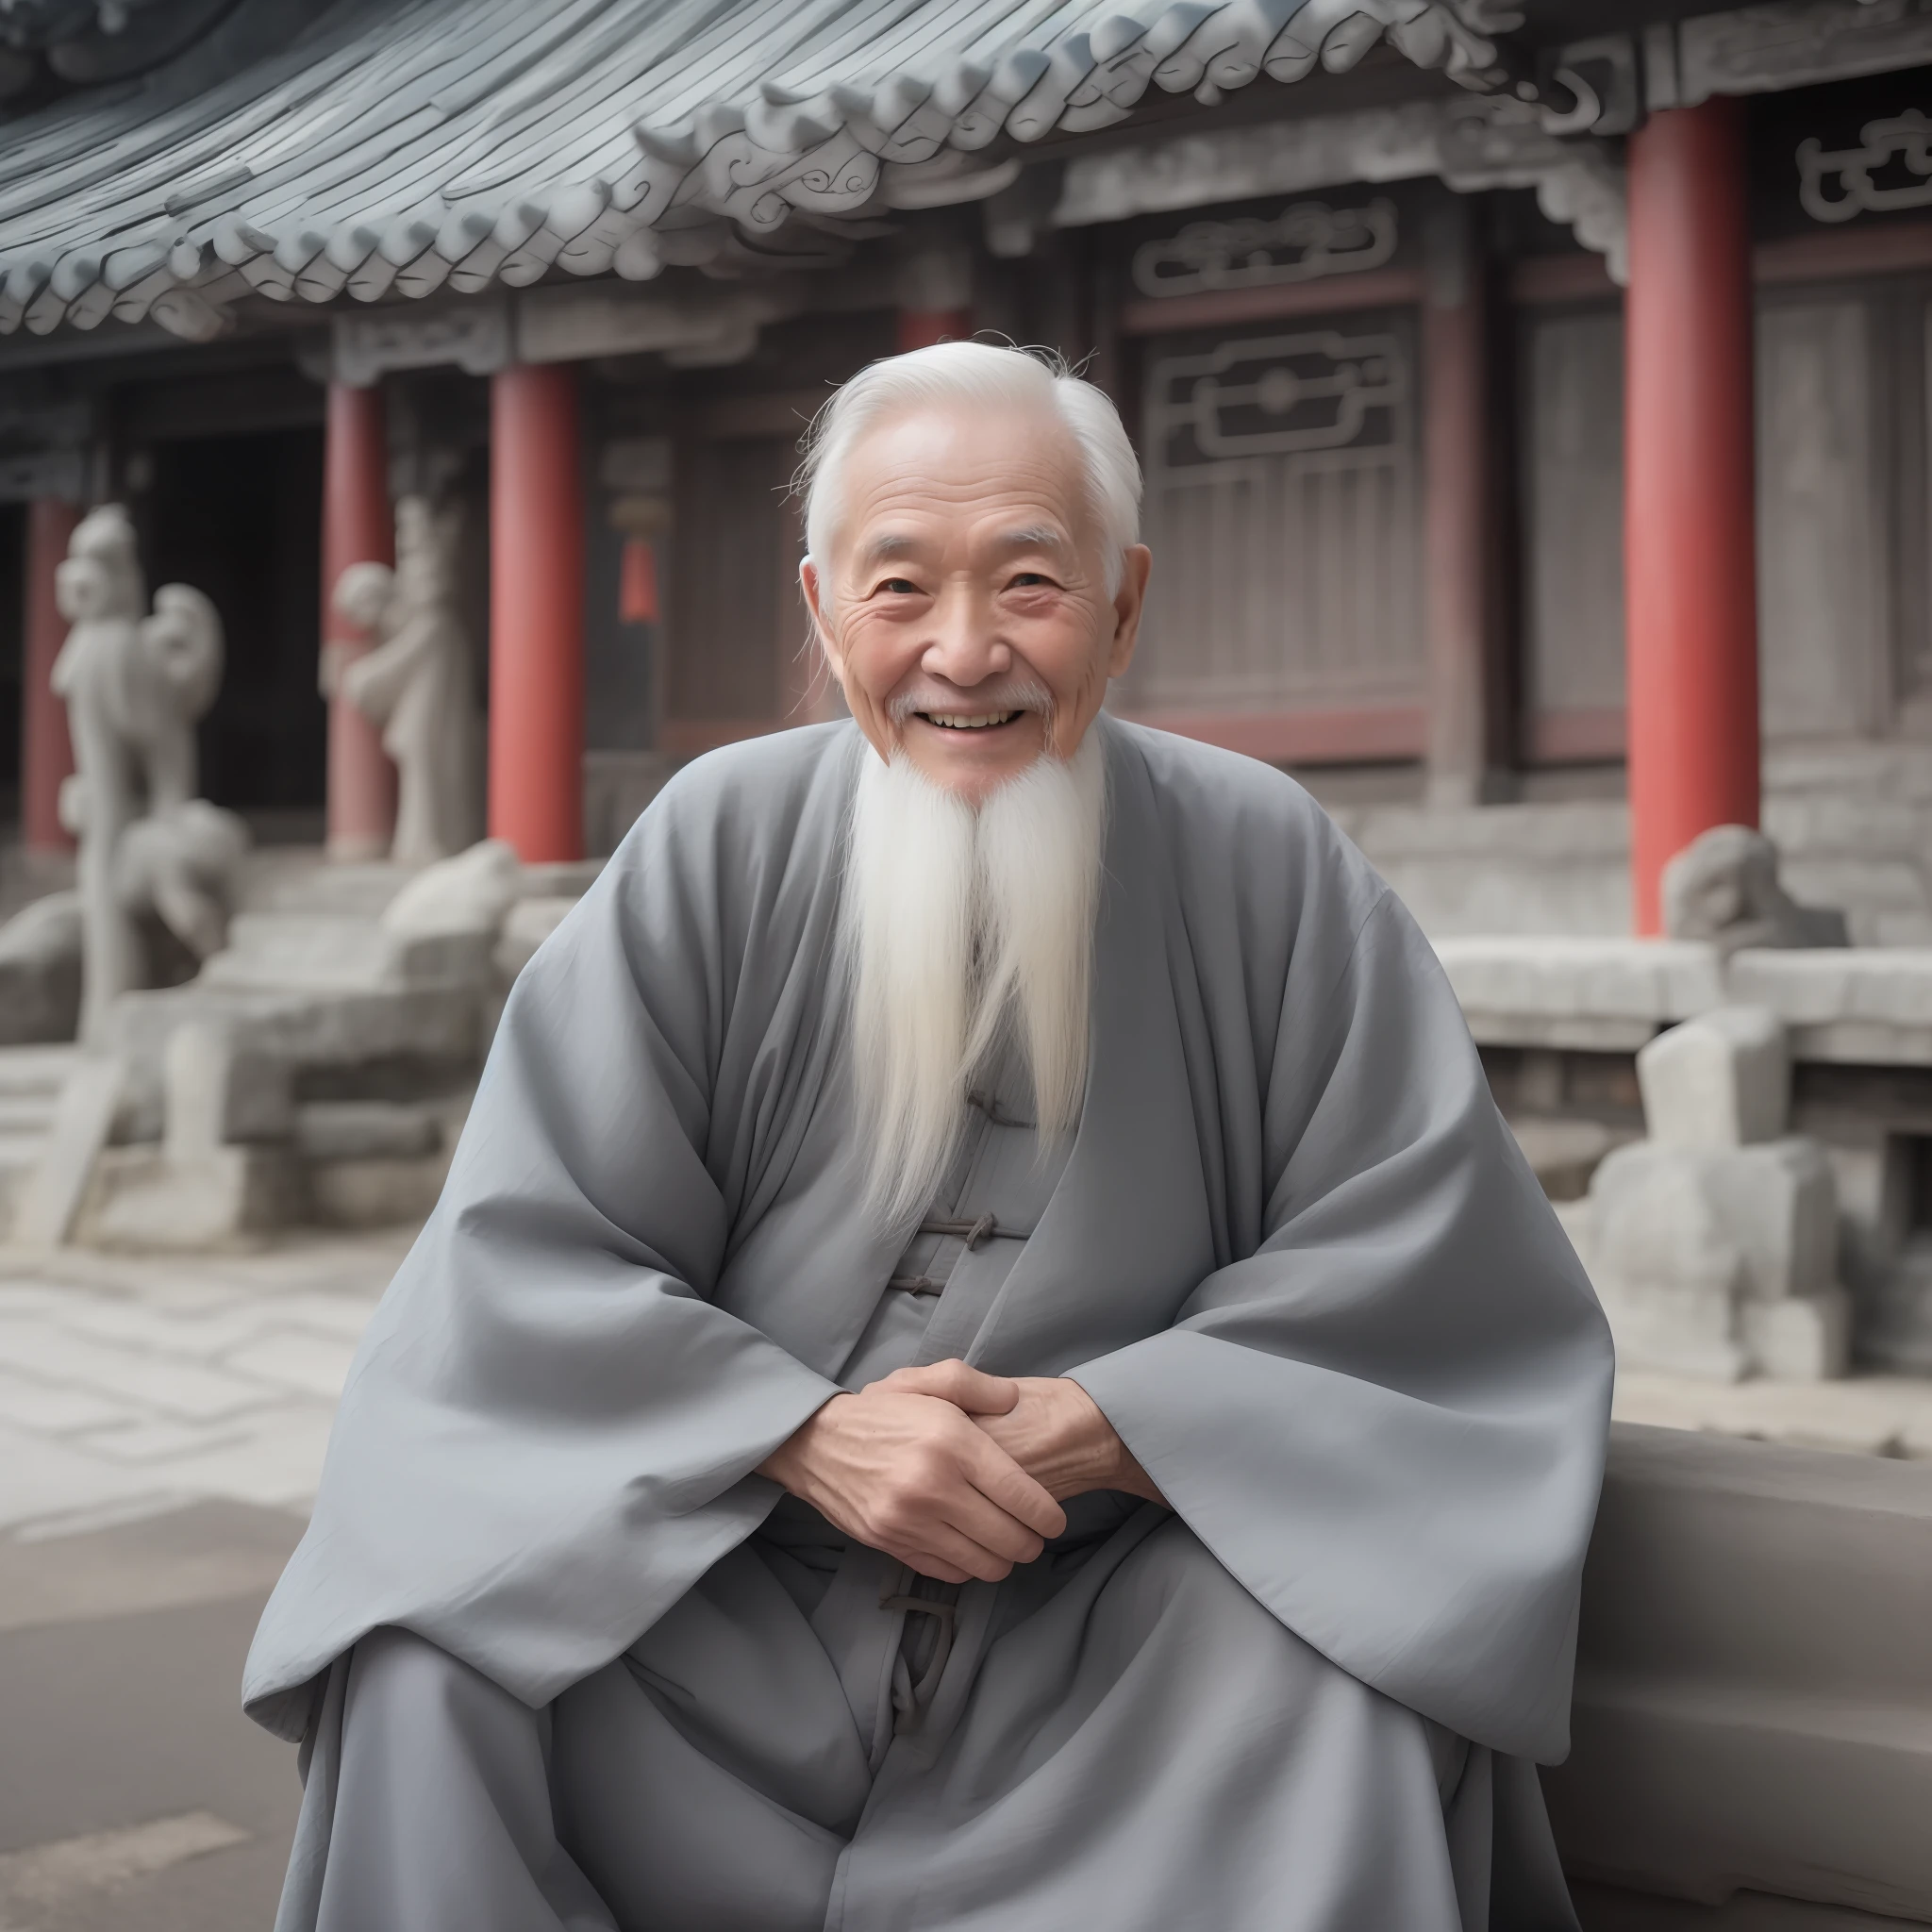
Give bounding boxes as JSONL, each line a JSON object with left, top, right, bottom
{"left": 0, "top": 1505, "right": 305, "bottom": 1932}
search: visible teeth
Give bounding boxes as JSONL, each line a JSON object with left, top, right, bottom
{"left": 924, "top": 711, "right": 1018, "bottom": 730}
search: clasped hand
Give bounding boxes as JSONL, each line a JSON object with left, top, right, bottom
{"left": 758, "top": 1362, "right": 1163, "bottom": 1586}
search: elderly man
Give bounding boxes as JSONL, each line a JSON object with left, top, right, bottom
{"left": 248, "top": 342, "right": 1612, "bottom": 1932}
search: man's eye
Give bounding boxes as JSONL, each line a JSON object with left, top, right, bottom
{"left": 1008, "top": 573, "right": 1052, "bottom": 589}
{"left": 877, "top": 578, "right": 919, "bottom": 595}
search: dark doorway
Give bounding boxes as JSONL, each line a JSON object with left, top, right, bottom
{"left": 144, "top": 428, "right": 324, "bottom": 833}
{"left": 0, "top": 502, "right": 22, "bottom": 825}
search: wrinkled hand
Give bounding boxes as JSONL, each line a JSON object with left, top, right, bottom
{"left": 971, "top": 1376, "right": 1167, "bottom": 1506}
{"left": 758, "top": 1361, "right": 1067, "bottom": 1584}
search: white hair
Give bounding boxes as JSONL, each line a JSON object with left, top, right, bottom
{"left": 799, "top": 341, "right": 1141, "bottom": 597}
{"left": 841, "top": 729, "right": 1107, "bottom": 1228}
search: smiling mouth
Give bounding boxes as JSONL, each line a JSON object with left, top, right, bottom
{"left": 917, "top": 710, "right": 1025, "bottom": 731}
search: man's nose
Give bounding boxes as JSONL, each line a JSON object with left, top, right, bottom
{"left": 919, "top": 581, "right": 1009, "bottom": 686}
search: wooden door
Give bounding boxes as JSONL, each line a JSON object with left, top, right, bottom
{"left": 1123, "top": 310, "right": 1424, "bottom": 737}
{"left": 662, "top": 428, "right": 818, "bottom": 754}
{"left": 1520, "top": 306, "right": 1627, "bottom": 763}
{"left": 1756, "top": 294, "right": 1888, "bottom": 741}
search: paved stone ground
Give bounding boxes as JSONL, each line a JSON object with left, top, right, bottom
{"left": 0, "top": 1229, "right": 408, "bottom": 1932}
{"left": 2, "top": 1223, "right": 1930, "bottom": 1930}
{"left": 0, "top": 1230, "right": 411, "bottom": 1541}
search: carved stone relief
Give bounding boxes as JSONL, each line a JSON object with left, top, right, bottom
{"left": 1131, "top": 198, "right": 1397, "bottom": 299}
{"left": 327, "top": 496, "right": 483, "bottom": 868}
{"left": 333, "top": 302, "right": 512, "bottom": 388}
{"left": 1056, "top": 97, "right": 1628, "bottom": 281}
{"left": 1797, "top": 110, "right": 1932, "bottom": 223}
{"left": 1677, "top": 0, "right": 1932, "bottom": 105}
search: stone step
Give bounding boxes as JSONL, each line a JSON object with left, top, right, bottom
{"left": 0, "top": 1046, "right": 78, "bottom": 1240}
{"left": 199, "top": 912, "right": 396, "bottom": 993}
{"left": 0, "top": 1044, "right": 79, "bottom": 1099}
{"left": 0, "top": 1097, "right": 59, "bottom": 1135}
{"left": 233, "top": 854, "right": 416, "bottom": 919}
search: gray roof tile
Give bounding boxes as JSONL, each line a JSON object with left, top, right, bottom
{"left": 0, "top": 0, "right": 1510, "bottom": 338}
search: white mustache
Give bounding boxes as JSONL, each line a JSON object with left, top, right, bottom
{"left": 887, "top": 677, "right": 1054, "bottom": 726}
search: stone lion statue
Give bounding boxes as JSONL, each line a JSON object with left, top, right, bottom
{"left": 1660, "top": 824, "right": 1848, "bottom": 954}
{"left": 51, "top": 504, "right": 247, "bottom": 1041}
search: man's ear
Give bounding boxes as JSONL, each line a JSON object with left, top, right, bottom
{"left": 801, "top": 558, "right": 842, "bottom": 678}
{"left": 1107, "top": 545, "right": 1152, "bottom": 679}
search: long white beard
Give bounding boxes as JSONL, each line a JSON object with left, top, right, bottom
{"left": 840, "top": 731, "right": 1107, "bottom": 1226}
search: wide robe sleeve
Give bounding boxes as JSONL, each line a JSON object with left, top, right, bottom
{"left": 1068, "top": 733, "right": 1614, "bottom": 1767}
{"left": 242, "top": 728, "right": 864, "bottom": 1740}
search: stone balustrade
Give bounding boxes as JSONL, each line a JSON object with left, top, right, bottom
{"left": 1438, "top": 936, "right": 1932, "bottom": 1066}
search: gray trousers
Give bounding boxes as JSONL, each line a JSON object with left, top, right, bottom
{"left": 296, "top": 1507, "right": 1574, "bottom": 1932}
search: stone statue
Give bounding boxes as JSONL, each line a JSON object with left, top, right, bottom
{"left": 325, "top": 495, "right": 482, "bottom": 869}
{"left": 51, "top": 504, "right": 248, "bottom": 1043}
{"left": 1661, "top": 824, "right": 1849, "bottom": 954}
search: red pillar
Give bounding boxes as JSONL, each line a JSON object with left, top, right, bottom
{"left": 1624, "top": 98, "right": 1759, "bottom": 934}
{"left": 490, "top": 363, "right": 583, "bottom": 862}
{"left": 322, "top": 383, "right": 397, "bottom": 860}
{"left": 22, "top": 497, "right": 79, "bottom": 855}
{"left": 896, "top": 309, "right": 973, "bottom": 353}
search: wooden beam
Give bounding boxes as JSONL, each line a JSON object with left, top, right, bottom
{"left": 1117, "top": 707, "right": 1427, "bottom": 765}
{"left": 1527, "top": 707, "right": 1626, "bottom": 764}
{"left": 1510, "top": 221, "right": 1932, "bottom": 308}
{"left": 1120, "top": 267, "right": 1426, "bottom": 337}
{"left": 1754, "top": 220, "right": 1932, "bottom": 285}
{"left": 1510, "top": 255, "right": 1620, "bottom": 305}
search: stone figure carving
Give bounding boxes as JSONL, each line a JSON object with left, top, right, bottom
{"left": 51, "top": 504, "right": 248, "bottom": 1043}
{"left": 1661, "top": 824, "right": 1849, "bottom": 954}
{"left": 1581, "top": 1007, "right": 1849, "bottom": 1381}
{"left": 325, "top": 495, "right": 482, "bottom": 868}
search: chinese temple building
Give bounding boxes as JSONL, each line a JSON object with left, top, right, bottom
{"left": 4, "top": 0, "right": 1932, "bottom": 937}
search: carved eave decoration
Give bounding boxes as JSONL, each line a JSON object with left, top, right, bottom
{"left": 0, "top": 0, "right": 1542, "bottom": 343}
{"left": 1053, "top": 92, "right": 1630, "bottom": 277}
{"left": 8, "top": 0, "right": 1932, "bottom": 349}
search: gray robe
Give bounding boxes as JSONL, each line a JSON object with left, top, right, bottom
{"left": 245, "top": 715, "right": 1613, "bottom": 1930}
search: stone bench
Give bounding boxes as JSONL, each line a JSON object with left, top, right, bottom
{"left": 1554, "top": 1425, "right": 1932, "bottom": 1930}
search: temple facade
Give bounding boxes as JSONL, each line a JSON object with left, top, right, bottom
{"left": 3, "top": 0, "right": 1932, "bottom": 936}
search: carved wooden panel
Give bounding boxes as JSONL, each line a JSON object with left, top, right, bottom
{"left": 1124, "top": 310, "right": 1423, "bottom": 714}
{"left": 1521, "top": 307, "right": 1626, "bottom": 751}
{"left": 1756, "top": 295, "right": 1887, "bottom": 741}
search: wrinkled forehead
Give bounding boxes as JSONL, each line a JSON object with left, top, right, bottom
{"left": 828, "top": 401, "right": 1093, "bottom": 561}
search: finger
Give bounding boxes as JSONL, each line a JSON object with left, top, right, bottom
{"left": 885, "top": 1360, "right": 1021, "bottom": 1415}
{"left": 961, "top": 1431, "right": 1068, "bottom": 1541}
{"left": 939, "top": 1488, "right": 1047, "bottom": 1568}
{"left": 894, "top": 1520, "right": 1023, "bottom": 1585}
{"left": 875, "top": 1543, "right": 974, "bottom": 1586}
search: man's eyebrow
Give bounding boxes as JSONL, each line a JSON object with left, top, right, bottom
{"left": 991, "top": 524, "right": 1074, "bottom": 557}
{"left": 855, "top": 532, "right": 925, "bottom": 569}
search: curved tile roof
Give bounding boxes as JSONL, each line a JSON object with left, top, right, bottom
{"left": 0, "top": 0, "right": 1519, "bottom": 341}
